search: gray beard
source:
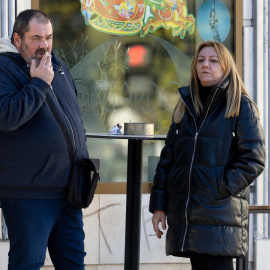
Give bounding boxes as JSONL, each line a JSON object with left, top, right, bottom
{"left": 19, "top": 47, "right": 45, "bottom": 67}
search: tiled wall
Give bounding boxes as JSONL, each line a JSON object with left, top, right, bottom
{"left": 0, "top": 194, "right": 191, "bottom": 269}
{"left": 1, "top": 194, "right": 239, "bottom": 269}
{"left": 44, "top": 194, "right": 190, "bottom": 268}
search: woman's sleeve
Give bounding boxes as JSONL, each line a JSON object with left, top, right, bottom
{"left": 149, "top": 123, "right": 175, "bottom": 213}
{"left": 219, "top": 98, "right": 266, "bottom": 198}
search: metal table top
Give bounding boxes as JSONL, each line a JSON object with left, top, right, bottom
{"left": 86, "top": 133, "right": 166, "bottom": 140}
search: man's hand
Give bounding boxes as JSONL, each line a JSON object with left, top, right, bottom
{"left": 30, "top": 52, "right": 54, "bottom": 85}
{"left": 152, "top": 210, "right": 166, "bottom": 239}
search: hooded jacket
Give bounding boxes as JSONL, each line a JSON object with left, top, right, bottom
{"left": 149, "top": 80, "right": 265, "bottom": 257}
{"left": 0, "top": 37, "right": 89, "bottom": 199}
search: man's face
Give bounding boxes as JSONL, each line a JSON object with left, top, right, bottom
{"left": 13, "top": 18, "right": 53, "bottom": 65}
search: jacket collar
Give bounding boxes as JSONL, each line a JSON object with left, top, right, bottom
{"left": 178, "top": 85, "right": 197, "bottom": 119}
{"left": 178, "top": 77, "right": 230, "bottom": 120}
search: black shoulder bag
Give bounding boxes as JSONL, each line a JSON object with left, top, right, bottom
{"left": 46, "top": 96, "right": 100, "bottom": 209}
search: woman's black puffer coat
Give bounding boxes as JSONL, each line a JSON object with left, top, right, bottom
{"left": 149, "top": 80, "right": 265, "bottom": 257}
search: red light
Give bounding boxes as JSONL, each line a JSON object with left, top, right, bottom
{"left": 127, "top": 45, "right": 149, "bottom": 67}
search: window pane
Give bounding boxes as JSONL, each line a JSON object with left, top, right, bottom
{"left": 40, "top": 0, "right": 235, "bottom": 183}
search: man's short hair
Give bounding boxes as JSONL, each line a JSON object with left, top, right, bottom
{"left": 11, "top": 9, "right": 53, "bottom": 44}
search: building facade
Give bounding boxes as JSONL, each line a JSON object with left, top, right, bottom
{"left": 0, "top": 0, "right": 269, "bottom": 269}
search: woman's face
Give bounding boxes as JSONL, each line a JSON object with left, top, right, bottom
{"left": 196, "top": 46, "right": 225, "bottom": 87}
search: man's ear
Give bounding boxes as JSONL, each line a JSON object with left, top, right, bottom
{"left": 12, "top": 33, "right": 21, "bottom": 49}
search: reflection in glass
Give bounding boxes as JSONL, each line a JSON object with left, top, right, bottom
{"left": 40, "top": 0, "right": 234, "bottom": 182}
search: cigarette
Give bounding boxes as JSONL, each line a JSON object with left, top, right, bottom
{"left": 148, "top": 234, "right": 156, "bottom": 236}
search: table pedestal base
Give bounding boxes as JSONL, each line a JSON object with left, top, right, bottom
{"left": 124, "top": 140, "right": 142, "bottom": 270}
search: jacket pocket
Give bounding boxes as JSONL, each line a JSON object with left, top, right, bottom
{"left": 216, "top": 167, "right": 230, "bottom": 199}
{"left": 34, "top": 151, "right": 71, "bottom": 188}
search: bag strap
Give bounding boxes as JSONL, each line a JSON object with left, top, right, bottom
{"left": 46, "top": 95, "right": 77, "bottom": 165}
{"left": 4, "top": 53, "right": 77, "bottom": 165}
{"left": 48, "top": 102, "right": 100, "bottom": 184}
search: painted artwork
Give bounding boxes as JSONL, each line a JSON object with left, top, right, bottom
{"left": 197, "top": 0, "right": 230, "bottom": 42}
{"left": 80, "top": 0, "right": 195, "bottom": 38}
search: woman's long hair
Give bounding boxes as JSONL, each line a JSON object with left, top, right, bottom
{"left": 173, "top": 41, "right": 256, "bottom": 124}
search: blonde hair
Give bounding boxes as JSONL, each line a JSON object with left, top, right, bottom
{"left": 173, "top": 41, "right": 255, "bottom": 123}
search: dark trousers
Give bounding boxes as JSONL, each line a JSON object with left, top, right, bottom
{"left": 190, "top": 253, "right": 234, "bottom": 270}
{"left": 1, "top": 198, "right": 86, "bottom": 270}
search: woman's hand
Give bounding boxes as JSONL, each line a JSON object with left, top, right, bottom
{"left": 152, "top": 210, "right": 166, "bottom": 238}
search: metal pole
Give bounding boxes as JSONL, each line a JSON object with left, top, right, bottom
{"left": 124, "top": 139, "right": 143, "bottom": 270}
{"left": 8, "top": 0, "right": 15, "bottom": 36}
{"left": 262, "top": 0, "right": 269, "bottom": 239}
{"left": 1, "top": 0, "right": 8, "bottom": 37}
{"left": 268, "top": 0, "right": 270, "bottom": 239}
{"left": 15, "top": 0, "right": 17, "bottom": 17}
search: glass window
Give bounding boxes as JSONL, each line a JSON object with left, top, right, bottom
{"left": 39, "top": 0, "right": 236, "bottom": 183}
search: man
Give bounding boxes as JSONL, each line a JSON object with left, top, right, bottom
{"left": 0, "top": 9, "right": 89, "bottom": 269}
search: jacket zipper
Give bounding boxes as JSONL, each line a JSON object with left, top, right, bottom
{"left": 50, "top": 85, "right": 76, "bottom": 153}
{"left": 180, "top": 87, "right": 219, "bottom": 252}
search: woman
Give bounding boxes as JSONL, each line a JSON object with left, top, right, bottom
{"left": 149, "top": 41, "right": 265, "bottom": 270}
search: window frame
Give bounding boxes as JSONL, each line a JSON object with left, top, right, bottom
{"left": 31, "top": 0, "right": 243, "bottom": 194}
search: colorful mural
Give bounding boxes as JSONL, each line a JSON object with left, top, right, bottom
{"left": 80, "top": 0, "right": 195, "bottom": 38}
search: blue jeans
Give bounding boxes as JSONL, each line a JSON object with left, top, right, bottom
{"left": 1, "top": 198, "right": 86, "bottom": 270}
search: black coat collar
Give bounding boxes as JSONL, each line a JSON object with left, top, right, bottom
{"left": 178, "top": 78, "right": 230, "bottom": 122}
